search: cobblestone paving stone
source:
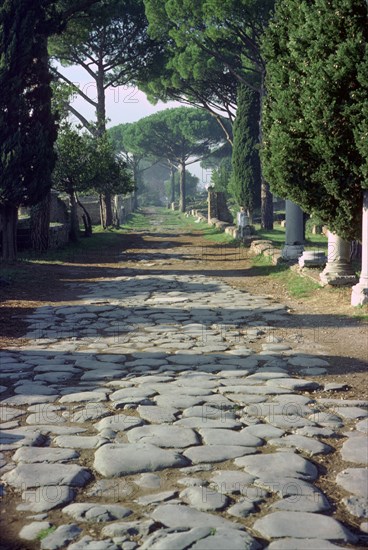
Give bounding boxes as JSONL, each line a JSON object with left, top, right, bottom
{"left": 1, "top": 231, "right": 368, "bottom": 548}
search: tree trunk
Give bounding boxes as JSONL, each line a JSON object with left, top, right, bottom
{"left": 69, "top": 192, "right": 79, "bottom": 242}
{"left": 99, "top": 192, "right": 113, "bottom": 228}
{"left": 30, "top": 192, "right": 51, "bottom": 252}
{"left": 259, "top": 77, "right": 273, "bottom": 230}
{"left": 75, "top": 194, "right": 92, "bottom": 237}
{"left": 170, "top": 165, "right": 176, "bottom": 204}
{"left": 0, "top": 204, "right": 18, "bottom": 261}
{"left": 261, "top": 180, "right": 273, "bottom": 230}
{"left": 179, "top": 161, "right": 186, "bottom": 213}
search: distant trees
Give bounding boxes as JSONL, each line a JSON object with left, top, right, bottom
{"left": 142, "top": 0, "right": 275, "bottom": 228}
{"left": 109, "top": 107, "right": 225, "bottom": 211}
{"left": 261, "top": 0, "right": 368, "bottom": 240}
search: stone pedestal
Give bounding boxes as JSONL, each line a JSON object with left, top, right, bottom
{"left": 351, "top": 191, "right": 368, "bottom": 305}
{"left": 281, "top": 200, "right": 305, "bottom": 260}
{"left": 299, "top": 250, "right": 327, "bottom": 268}
{"left": 320, "top": 232, "right": 357, "bottom": 286}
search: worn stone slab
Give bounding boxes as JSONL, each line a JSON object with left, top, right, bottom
{"left": 62, "top": 502, "right": 132, "bottom": 522}
{"left": 184, "top": 445, "right": 256, "bottom": 464}
{"left": 266, "top": 539, "right": 349, "bottom": 549}
{"left": 271, "top": 494, "right": 330, "bottom": 513}
{"left": 341, "top": 434, "right": 368, "bottom": 464}
{"left": 189, "top": 527, "right": 260, "bottom": 550}
{"left": 211, "top": 470, "right": 256, "bottom": 494}
{"left": 179, "top": 486, "right": 228, "bottom": 511}
{"left": 342, "top": 495, "right": 368, "bottom": 518}
{"left": 198, "top": 428, "right": 262, "bottom": 447}
{"left": 287, "top": 357, "right": 330, "bottom": 368}
{"left": 18, "top": 485, "right": 75, "bottom": 512}
{"left": 13, "top": 447, "right": 78, "bottom": 463}
{"left": 336, "top": 468, "right": 368, "bottom": 498}
{"left": 235, "top": 453, "right": 318, "bottom": 480}
{"left": 139, "top": 527, "right": 213, "bottom": 550}
{"left": 0, "top": 406, "right": 25, "bottom": 422}
{"left": 253, "top": 511, "right": 356, "bottom": 542}
{"left": 0, "top": 427, "right": 46, "bottom": 450}
{"left": 94, "top": 443, "right": 189, "bottom": 477}
{"left": 94, "top": 414, "right": 143, "bottom": 432}
{"left": 40, "top": 523, "right": 82, "bottom": 550}
{"left": 151, "top": 504, "right": 243, "bottom": 530}
{"left": 126, "top": 425, "right": 199, "bottom": 448}
{"left": 136, "top": 490, "right": 177, "bottom": 506}
{"left": 333, "top": 407, "right": 368, "bottom": 420}
{"left": 67, "top": 536, "right": 120, "bottom": 550}
{"left": 3, "top": 463, "right": 91, "bottom": 488}
{"left": 137, "top": 405, "right": 178, "bottom": 423}
{"left": 1, "top": 394, "right": 58, "bottom": 406}
{"left": 19, "top": 521, "right": 52, "bottom": 541}
{"left": 175, "top": 417, "right": 242, "bottom": 429}
{"left": 241, "top": 425, "right": 285, "bottom": 440}
{"left": 101, "top": 519, "right": 155, "bottom": 539}
{"left": 59, "top": 391, "right": 108, "bottom": 403}
{"left": 54, "top": 435, "right": 108, "bottom": 449}
{"left": 268, "top": 434, "right": 332, "bottom": 456}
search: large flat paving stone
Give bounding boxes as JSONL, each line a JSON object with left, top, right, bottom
{"left": 184, "top": 445, "right": 256, "bottom": 463}
{"left": 94, "top": 443, "right": 189, "bottom": 476}
{"left": 266, "top": 539, "right": 350, "bottom": 549}
{"left": 253, "top": 511, "right": 356, "bottom": 542}
{"left": 126, "top": 425, "right": 199, "bottom": 448}
{"left": 210, "top": 470, "right": 256, "bottom": 494}
{"left": 189, "top": 527, "right": 261, "bottom": 550}
{"left": 341, "top": 434, "right": 368, "bottom": 464}
{"left": 62, "top": 502, "right": 132, "bottom": 522}
{"left": 13, "top": 447, "right": 79, "bottom": 463}
{"left": 234, "top": 452, "right": 318, "bottom": 480}
{"left": 151, "top": 504, "right": 244, "bottom": 530}
{"left": 336, "top": 468, "right": 368, "bottom": 498}
{"left": 94, "top": 414, "right": 144, "bottom": 432}
{"left": 67, "top": 536, "right": 120, "bottom": 550}
{"left": 268, "top": 434, "right": 332, "bottom": 456}
{"left": 40, "top": 523, "right": 82, "bottom": 550}
{"left": 17, "top": 485, "right": 75, "bottom": 512}
{"left": 59, "top": 391, "right": 108, "bottom": 403}
{"left": 198, "top": 428, "right": 263, "bottom": 447}
{"left": 0, "top": 427, "right": 46, "bottom": 450}
{"left": 179, "top": 486, "right": 228, "bottom": 511}
{"left": 3, "top": 463, "right": 91, "bottom": 488}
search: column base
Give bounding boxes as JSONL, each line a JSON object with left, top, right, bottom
{"left": 298, "top": 250, "right": 327, "bottom": 268}
{"left": 282, "top": 244, "right": 304, "bottom": 261}
{"left": 320, "top": 261, "right": 358, "bottom": 286}
{"left": 351, "top": 282, "right": 368, "bottom": 306}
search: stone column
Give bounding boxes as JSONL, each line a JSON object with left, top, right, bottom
{"left": 320, "top": 231, "right": 357, "bottom": 286}
{"left": 282, "top": 200, "right": 305, "bottom": 260}
{"left": 208, "top": 188, "right": 217, "bottom": 223}
{"left": 351, "top": 190, "right": 368, "bottom": 305}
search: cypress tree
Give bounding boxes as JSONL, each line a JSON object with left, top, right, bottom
{"left": 0, "top": 0, "right": 57, "bottom": 259}
{"left": 261, "top": 0, "right": 368, "bottom": 240}
{"left": 230, "top": 84, "right": 261, "bottom": 219}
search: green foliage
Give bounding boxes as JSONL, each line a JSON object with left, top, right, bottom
{"left": 53, "top": 125, "right": 133, "bottom": 196}
{"left": 50, "top": 0, "right": 162, "bottom": 133}
{"left": 0, "top": 0, "right": 57, "bottom": 208}
{"left": 230, "top": 85, "right": 261, "bottom": 212}
{"left": 261, "top": 0, "right": 368, "bottom": 240}
{"left": 210, "top": 158, "right": 233, "bottom": 195}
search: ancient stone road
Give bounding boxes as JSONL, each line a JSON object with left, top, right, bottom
{"left": 0, "top": 214, "right": 367, "bottom": 549}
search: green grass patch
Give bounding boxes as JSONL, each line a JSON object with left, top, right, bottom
{"left": 254, "top": 223, "right": 328, "bottom": 252}
{"left": 251, "top": 254, "right": 320, "bottom": 298}
{"left": 36, "top": 527, "right": 57, "bottom": 541}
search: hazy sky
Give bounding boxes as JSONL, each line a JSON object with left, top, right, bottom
{"left": 59, "top": 65, "right": 208, "bottom": 183}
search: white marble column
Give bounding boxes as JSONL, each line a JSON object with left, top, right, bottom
{"left": 351, "top": 190, "right": 368, "bottom": 305}
{"left": 320, "top": 231, "right": 357, "bottom": 286}
{"left": 282, "top": 200, "right": 305, "bottom": 260}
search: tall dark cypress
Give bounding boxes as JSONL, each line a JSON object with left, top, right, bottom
{"left": 230, "top": 84, "right": 261, "bottom": 219}
{"left": 0, "top": 1, "right": 57, "bottom": 259}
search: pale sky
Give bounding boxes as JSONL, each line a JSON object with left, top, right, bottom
{"left": 59, "top": 65, "right": 207, "bottom": 183}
